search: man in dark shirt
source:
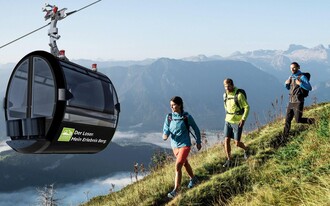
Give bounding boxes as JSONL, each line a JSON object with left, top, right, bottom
{"left": 283, "top": 62, "right": 314, "bottom": 137}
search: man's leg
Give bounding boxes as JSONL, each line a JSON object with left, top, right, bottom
{"left": 283, "top": 103, "right": 294, "bottom": 137}
{"left": 233, "top": 123, "right": 249, "bottom": 159}
{"left": 295, "top": 102, "right": 315, "bottom": 124}
{"left": 234, "top": 141, "right": 247, "bottom": 151}
{"left": 223, "top": 122, "right": 233, "bottom": 167}
{"left": 224, "top": 137, "right": 231, "bottom": 160}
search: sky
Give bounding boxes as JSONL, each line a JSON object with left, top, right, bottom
{"left": 0, "top": 0, "right": 330, "bottom": 64}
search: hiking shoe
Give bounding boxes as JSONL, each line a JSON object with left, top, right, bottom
{"left": 167, "top": 190, "right": 177, "bottom": 199}
{"left": 244, "top": 150, "right": 249, "bottom": 160}
{"left": 308, "top": 118, "right": 315, "bottom": 124}
{"left": 222, "top": 160, "right": 231, "bottom": 167}
{"left": 187, "top": 176, "right": 198, "bottom": 189}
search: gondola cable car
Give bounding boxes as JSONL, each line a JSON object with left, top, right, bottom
{"left": 1, "top": 1, "right": 121, "bottom": 154}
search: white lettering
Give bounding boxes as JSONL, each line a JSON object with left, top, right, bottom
{"left": 71, "top": 137, "right": 82, "bottom": 142}
{"left": 74, "top": 130, "right": 82, "bottom": 135}
{"left": 82, "top": 138, "right": 98, "bottom": 143}
{"left": 83, "top": 132, "right": 94, "bottom": 137}
{"left": 98, "top": 139, "right": 107, "bottom": 144}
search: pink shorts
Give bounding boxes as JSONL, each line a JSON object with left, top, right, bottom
{"left": 172, "top": 146, "right": 191, "bottom": 164}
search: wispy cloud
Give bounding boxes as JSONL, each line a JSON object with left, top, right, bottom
{"left": 0, "top": 188, "right": 37, "bottom": 206}
{"left": 57, "top": 172, "right": 137, "bottom": 205}
{"left": 0, "top": 171, "right": 141, "bottom": 206}
{"left": 113, "top": 131, "right": 171, "bottom": 148}
{"left": 0, "top": 131, "right": 223, "bottom": 205}
{"left": 112, "top": 130, "right": 223, "bottom": 149}
{"left": 0, "top": 140, "right": 11, "bottom": 153}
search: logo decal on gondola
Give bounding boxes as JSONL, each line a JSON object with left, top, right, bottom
{"left": 58, "top": 127, "right": 75, "bottom": 142}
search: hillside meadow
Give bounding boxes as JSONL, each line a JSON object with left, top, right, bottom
{"left": 82, "top": 102, "right": 330, "bottom": 206}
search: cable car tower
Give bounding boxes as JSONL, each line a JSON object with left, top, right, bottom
{"left": 2, "top": 1, "right": 121, "bottom": 154}
{"left": 0, "top": 0, "right": 102, "bottom": 59}
{"left": 43, "top": 3, "right": 68, "bottom": 59}
{"left": 43, "top": 1, "right": 102, "bottom": 60}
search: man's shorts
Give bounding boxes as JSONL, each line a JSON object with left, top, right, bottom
{"left": 172, "top": 146, "right": 191, "bottom": 164}
{"left": 224, "top": 121, "right": 243, "bottom": 142}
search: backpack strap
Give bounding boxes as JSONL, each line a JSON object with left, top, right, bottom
{"left": 223, "top": 92, "right": 233, "bottom": 108}
{"left": 182, "top": 115, "right": 187, "bottom": 128}
{"left": 223, "top": 92, "right": 228, "bottom": 104}
{"left": 298, "top": 72, "right": 310, "bottom": 81}
{"left": 167, "top": 113, "right": 172, "bottom": 124}
{"left": 167, "top": 113, "right": 197, "bottom": 140}
{"left": 234, "top": 89, "right": 242, "bottom": 112}
{"left": 182, "top": 114, "right": 197, "bottom": 140}
{"left": 234, "top": 89, "right": 244, "bottom": 114}
{"left": 168, "top": 112, "right": 187, "bottom": 128}
{"left": 224, "top": 89, "right": 244, "bottom": 115}
{"left": 297, "top": 74, "right": 304, "bottom": 82}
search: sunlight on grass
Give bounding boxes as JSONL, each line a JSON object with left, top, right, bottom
{"left": 82, "top": 103, "right": 330, "bottom": 206}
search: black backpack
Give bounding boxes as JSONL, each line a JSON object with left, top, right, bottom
{"left": 298, "top": 72, "right": 311, "bottom": 97}
{"left": 223, "top": 88, "right": 247, "bottom": 115}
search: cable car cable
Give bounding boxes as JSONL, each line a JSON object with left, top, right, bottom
{"left": 0, "top": 0, "right": 102, "bottom": 50}
{"left": 67, "top": 0, "right": 102, "bottom": 16}
{"left": 0, "top": 23, "right": 50, "bottom": 49}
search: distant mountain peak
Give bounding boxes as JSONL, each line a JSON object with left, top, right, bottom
{"left": 227, "top": 44, "right": 329, "bottom": 64}
{"left": 182, "top": 54, "right": 222, "bottom": 62}
{"left": 285, "top": 44, "right": 308, "bottom": 53}
{"left": 288, "top": 44, "right": 328, "bottom": 62}
{"left": 312, "top": 44, "right": 326, "bottom": 50}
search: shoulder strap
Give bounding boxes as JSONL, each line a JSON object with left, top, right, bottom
{"left": 223, "top": 90, "right": 241, "bottom": 112}
{"left": 167, "top": 113, "right": 172, "bottom": 124}
{"left": 234, "top": 89, "right": 242, "bottom": 110}
{"left": 225, "top": 89, "right": 245, "bottom": 115}
{"left": 182, "top": 114, "right": 197, "bottom": 140}
{"left": 167, "top": 113, "right": 196, "bottom": 140}
{"left": 223, "top": 92, "right": 227, "bottom": 101}
{"left": 168, "top": 113, "right": 188, "bottom": 129}
{"left": 298, "top": 72, "right": 311, "bottom": 81}
{"left": 183, "top": 115, "right": 189, "bottom": 129}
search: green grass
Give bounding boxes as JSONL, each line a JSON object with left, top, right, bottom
{"left": 81, "top": 102, "right": 330, "bottom": 206}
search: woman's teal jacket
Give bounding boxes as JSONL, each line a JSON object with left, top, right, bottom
{"left": 163, "top": 111, "right": 201, "bottom": 148}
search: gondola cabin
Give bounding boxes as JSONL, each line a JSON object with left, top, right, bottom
{"left": 4, "top": 50, "right": 120, "bottom": 154}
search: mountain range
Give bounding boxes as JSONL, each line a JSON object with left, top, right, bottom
{"left": 1, "top": 44, "right": 330, "bottom": 136}
{"left": 228, "top": 44, "right": 330, "bottom": 84}
{"left": 98, "top": 59, "right": 283, "bottom": 131}
{"left": 0, "top": 44, "right": 329, "bottom": 195}
{"left": 96, "top": 44, "right": 330, "bottom": 131}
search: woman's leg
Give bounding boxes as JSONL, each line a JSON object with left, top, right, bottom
{"left": 173, "top": 146, "right": 191, "bottom": 191}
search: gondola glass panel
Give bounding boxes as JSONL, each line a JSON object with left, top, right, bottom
{"left": 61, "top": 63, "right": 118, "bottom": 128}
{"left": 32, "top": 57, "right": 55, "bottom": 118}
{"left": 7, "top": 60, "right": 29, "bottom": 120}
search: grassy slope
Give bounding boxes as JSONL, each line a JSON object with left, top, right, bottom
{"left": 82, "top": 102, "right": 330, "bottom": 206}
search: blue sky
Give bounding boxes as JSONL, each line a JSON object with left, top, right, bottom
{"left": 0, "top": 0, "right": 329, "bottom": 64}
